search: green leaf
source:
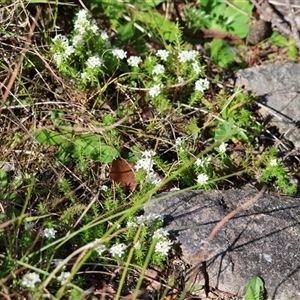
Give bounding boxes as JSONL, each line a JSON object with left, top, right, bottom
{"left": 0, "top": 169, "right": 8, "bottom": 190}
{"left": 73, "top": 134, "right": 119, "bottom": 163}
{"left": 287, "top": 44, "right": 298, "bottom": 60}
{"left": 214, "top": 118, "right": 238, "bottom": 141}
{"left": 209, "top": 39, "right": 235, "bottom": 67}
{"left": 35, "top": 129, "right": 66, "bottom": 145}
{"left": 270, "top": 32, "right": 288, "bottom": 46}
{"left": 245, "top": 276, "right": 265, "bottom": 300}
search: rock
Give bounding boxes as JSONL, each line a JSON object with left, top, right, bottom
{"left": 236, "top": 62, "right": 300, "bottom": 148}
{"left": 144, "top": 189, "right": 300, "bottom": 299}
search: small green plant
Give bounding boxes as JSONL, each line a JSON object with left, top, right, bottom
{"left": 245, "top": 276, "right": 266, "bottom": 300}
{"left": 269, "top": 32, "right": 298, "bottom": 60}
{"left": 183, "top": 0, "right": 253, "bottom": 67}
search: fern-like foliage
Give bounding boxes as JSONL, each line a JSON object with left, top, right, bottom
{"left": 60, "top": 204, "right": 86, "bottom": 225}
{"left": 244, "top": 276, "right": 266, "bottom": 300}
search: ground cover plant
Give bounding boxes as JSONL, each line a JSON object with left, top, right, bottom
{"left": 0, "top": 0, "right": 299, "bottom": 299}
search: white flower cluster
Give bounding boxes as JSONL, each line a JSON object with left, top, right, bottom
{"left": 112, "top": 48, "right": 127, "bottom": 60}
{"left": 178, "top": 50, "right": 198, "bottom": 63}
{"left": 109, "top": 243, "right": 127, "bottom": 258}
{"left": 155, "top": 239, "right": 172, "bottom": 256}
{"left": 152, "top": 64, "right": 165, "bottom": 75}
{"left": 21, "top": 272, "right": 41, "bottom": 288}
{"left": 149, "top": 83, "right": 163, "bottom": 98}
{"left": 86, "top": 55, "right": 103, "bottom": 69}
{"left": 197, "top": 173, "right": 209, "bottom": 186}
{"left": 195, "top": 77, "right": 209, "bottom": 93}
{"left": 218, "top": 142, "right": 227, "bottom": 153}
{"left": 269, "top": 158, "right": 277, "bottom": 167}
{"left": 127, "top": 56, "right": 142, "bottom": 67}
{"left": 195, "top": 156, "right": 211, "bottom": 167}
{"left": 42, "top": 228, "right": 57, "bottom": 239}
{"left": 136, "top": 213, "right": 163, "bottom": 225}
{"left": 57, "top": 271, "right": 71, "bottom": 285}
{"left": 52, "top": 34, "right": 75, "bottom": 66}
{"left": 156, "top": 49, "right": 169, "bottom": 61}
{"left": 94, "top": 242, "right": 126, "bottom": 258}
{"left": 135, "top": 150, "right": 161, "bottom": 184}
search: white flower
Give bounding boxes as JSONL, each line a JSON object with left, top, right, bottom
{"left": 109, "top": 243, "right": 127, "bottom": 257}
{"left": 192, "top": 62, "right": 202, "bottom": 74}
{"left": 269, "top": 159, "right": 277, "bottom": 167}
{"left": 134, "top": 241, "right": 141, "bottom": 250}
{"left": 86, "top": 55, "right": 103, "bottom": 69}
{"left": 21, "top": 272, "right": 41, "bottom": 288}
{"left": 127, "top": 56, "right": 142, "bottom": 67}
{"left": 155, "top": 239, "right": 172, "bottom": 256}
{"left": 195, "top": 78, "right": 209, "bottom": 93}
{"left": 141, "top": 150, "right": 156, "bottom": 158}
{"left": 153, "top": 228, "right": 169, "bottom": 239}
{"left": 72, "top": 34, "right": 84, "bottom": 47}
{"left": 178, "top": 50, "right": 198, "bottom": 63}
{"left": 24, "top": 222, "right": 33, "bottom": 230}
{"left": 195, "top": 158, "right": 204, "bottom": 167}
{"left": 53, "top": 259, "right": 64, "bottom": 267}
{"left": 95, "top": 244, "right": 107, "bottom": 255}
{"left": 197, "top": 173, "right": 209, "bottom": 185}
{"left": 42, "top": 228, "right": 57, "bottom": 239}
{"left": 90, "top": 24, "right": 99, "bottom": 34}
{"left": 177, "top": 76, "right": 184, "bottom": 83}
{"left": 146, "top": 171, "right": 161, "bottom": 185}
{"left": 99, "top": 185, "right": 108, "bottom": 191}
{"left": 175, "top": 137, "right": 183, "bottom": 146}
{"left": 74, "top": 10, "right": 90, "bottom": 35}
{"left": 152, "top": 64, "right": 165, "bottom": 75}
{"left": 64, "top": 45, "right": 75, "bottom": 57}
{"left": 136, "top": 213, "right": 163, "bottom": 225}
{"left": 112, "top": 48, "right": 127, "bottom": 59}
{"left": 206, "top": 156, "right": 212, "bottom": 164}
{"left": 57, "top": 271, "right": 71, "bottom": 285}
{"left": 52, "top": 34, "right": 68, "bottom": 47}
{"left": 81, "top": 71, "right": 90, "bottom": 80}
{"left": 53, "top": 53, "right": 64, "bottom": 66}
{"left": 135, "top": 157, "right": 153, "bottom": 171}
{"left": 218, "top": 142, "right": 227, "bottom": 153}
{"left": 100, "top": 30, "right": 109, "bottom": 41}
{"left": 156, "top": 49, "right": 169, "bottom": 61}
{"left": 126, "top": 221, "right": 138, "bottom": 228}
{"left": 149, "top": 84, "right": 162, "bottom": 98}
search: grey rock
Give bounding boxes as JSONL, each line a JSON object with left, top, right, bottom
{"left": 236, "top": 62, "right": 300, "bottom": 148}
{"left": 144, "top": 189, "right": 300, "bottom": 299}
